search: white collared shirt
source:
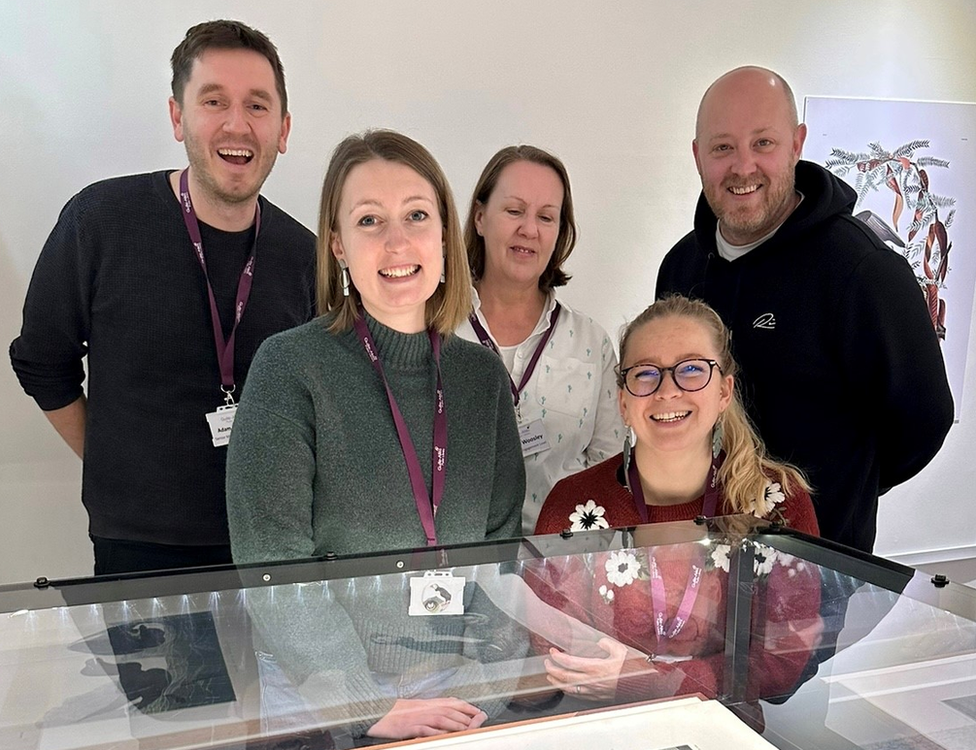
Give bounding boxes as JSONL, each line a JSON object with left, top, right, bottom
{"left": 458, "top": 289, "right": 624, "bottom": 533}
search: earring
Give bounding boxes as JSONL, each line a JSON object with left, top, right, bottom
{"left": 622, "top": 425, "right": 636, "bottom": 485}
{"left": 440, "top": 248, "right": 446, "bottom": 284}
{"left": 711, "top": 418, "right": 724, "bottom": 459}
{"left": 339, "top": 262, "right": 350, "bottom": 297}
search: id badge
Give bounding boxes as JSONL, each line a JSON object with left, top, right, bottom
{"left": 408, "top": 571, "right": 465, "bottom": 616}
{"left": 205, "top": 404, "right": 238, "bottom": 447}
{"left": 519, "top": 419, "right": 550, "bottom": 457}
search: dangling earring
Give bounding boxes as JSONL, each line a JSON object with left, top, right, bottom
{"left": 440, "top": 248, "right": 446, "bottom": 284}
{"left": 339, "top": 261, "right": 350, "bottom": 298}
{"left": 622, "top": 425, "right": 636, "bottom": 487}
{"left": 711, "top": 417, "right": 724, "bottom": 459}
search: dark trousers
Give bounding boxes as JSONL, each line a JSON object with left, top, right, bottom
{"left": 90, "top": 535, "right": 233, "bottom": 576}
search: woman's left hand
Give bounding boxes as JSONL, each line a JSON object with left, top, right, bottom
{"left": 543, "top": 637, "right": 631, "bottom": 701}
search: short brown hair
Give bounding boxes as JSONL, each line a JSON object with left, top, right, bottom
{"left": 464, "top": 145, "right": 577, "bottom": 292}
{"left": 316, "top": 130, "right": 472, "bottom": 335}
{"left": 619, "top": 295, "right": 809, "bottom": 514}
{"left": 171, "top": 20, "right": 288, "bottom": 115}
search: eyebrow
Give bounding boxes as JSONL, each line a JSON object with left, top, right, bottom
{"left": 196, "top": 83, "right": 274, "bottom": 103}
{"left": 628, "top": 355, "right": 710, "bottom": 366}
{"left": 501, "top": 195, "right": 561, "bottom": 210}
{"left": 348, "top": 195, "right": 435, "bottom": 215}
{"left": 707, "top": 126, "right": 777, "bottom": 143}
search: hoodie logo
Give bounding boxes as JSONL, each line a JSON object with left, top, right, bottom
{"left": 752, "top": 313, "right": 776, "bottom": 330}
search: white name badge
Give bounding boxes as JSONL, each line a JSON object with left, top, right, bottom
{"left": 205, "top": 404, "right": 238, "bottom": 447}
{"left": 408, "top": 571, "right": 466, "bottom": 616}
{"left": 519, "top": 419, "right": 550, "bottom": 457}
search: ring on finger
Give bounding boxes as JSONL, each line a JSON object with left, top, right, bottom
{"left": 575, "top": 685, "right": 581, "bottom": 695}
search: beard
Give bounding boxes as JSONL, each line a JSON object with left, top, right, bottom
{"left": 182, "top": 128, "right": 279, "bottom": 208}
{"left": 705, "top": 163, "right": 798, "bottom": 244}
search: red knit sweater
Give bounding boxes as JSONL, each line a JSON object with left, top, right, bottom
{"left": 526, "top": 453, "right": 822, "bottom": 704}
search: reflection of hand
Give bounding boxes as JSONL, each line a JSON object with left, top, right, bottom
{"left": 544, "top": 637, "right": 635, "bottom": 701}
{"left": 365, "top": 697, "right": 488, "bottom": 739}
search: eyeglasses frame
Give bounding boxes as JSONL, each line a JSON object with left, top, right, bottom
{"left": 617, "top": 358, "right": 724, "bottom": 398}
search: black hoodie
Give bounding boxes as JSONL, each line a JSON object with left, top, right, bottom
{"left": 656, "top": 161, "right": 953, "bottom": 552}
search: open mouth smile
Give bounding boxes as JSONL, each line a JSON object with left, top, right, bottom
{"left": 728, "top": 184, "right": 760, "bottom": 195}
{"left": 379, "top": 265, "right": 421, "bottom": 279}
{"left": 651, "top": 411, "right": 690, "bottom": 423}
{"left": 217, "top": 148, "right": 254, "bottom": 165}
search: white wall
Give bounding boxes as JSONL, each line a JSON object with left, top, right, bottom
{"left": 2, "top": 0, "right": 975, "bottom": 585}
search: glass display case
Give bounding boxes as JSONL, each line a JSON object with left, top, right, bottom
{"left": 1, "top": 516, "right": 974, "bottom": 749}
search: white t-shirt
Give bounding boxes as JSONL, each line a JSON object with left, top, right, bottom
{"left": 458, "top": 289, "right": 624, "bottom": 534}
{"left": 715, "top": 191, "right": 805, "bottom": 261}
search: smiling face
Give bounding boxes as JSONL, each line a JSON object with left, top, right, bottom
{"left": 474, "top": 160, "right": 564, "bottom": 289}
{"left": 693, "top": 68, "right": 806, "bottom": 246}
{"left": 619, "top": 315, "right": 733, "bottom": 459}
{"left": 169, "top": 48, "right": 290, "bottom": 211}
{"left": 330, "top": 159, "right": 443, "bottom": 333}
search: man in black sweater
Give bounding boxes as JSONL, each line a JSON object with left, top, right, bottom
{"left": 656, "top": 66, "right": 952, "bottom": 553}
{"left": 9, "top": 21, "right": 316, "bottom": 574}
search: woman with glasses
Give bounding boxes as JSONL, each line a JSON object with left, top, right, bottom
{"left": 458, "top": 146, "right": 623, "bottom": 534}
{"left": 527, "top": 295, "right": 820, "bottom": 706}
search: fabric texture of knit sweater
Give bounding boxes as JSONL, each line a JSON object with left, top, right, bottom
{"left": 9, "top": 171, "right": 316, "bottom": 546}
{"left": 225, "top": 312, "right": 526, "bottom": 735}
{"left": 656, "top": 161, "right": 953, "bottom": 552}
{"left": 529, "top": 453, "right": 821, "bottom": 704}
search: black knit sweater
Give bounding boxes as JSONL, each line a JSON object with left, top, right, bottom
{"left": 10, "top": 171, "right": 316, "bottom": 546}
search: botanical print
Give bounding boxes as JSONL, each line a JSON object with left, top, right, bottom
{"left": 805, "top": 97, "right": 976, "bottom": 417}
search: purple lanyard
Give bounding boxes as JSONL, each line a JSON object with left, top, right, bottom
{"left": 648, "top": 551, "right": 704, "bottom": 644}
{"left": 353, "top": 311, "right": 447, "bottom": 547}
{"left": 468, "top": 303, "right": 561, "bottom": 408}
{"left": 627, "top": 452, "right": 723, "bottom": 524}
{"left": 178, "top": 169, "right": 260, "bottom": 398}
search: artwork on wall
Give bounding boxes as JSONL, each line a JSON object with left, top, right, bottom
{"left": 804, "top": 96, "right": 976, "bottom": 419}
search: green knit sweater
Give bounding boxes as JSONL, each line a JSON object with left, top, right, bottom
{"left": 225, "top": 313, "right": 526, "bottom": 735}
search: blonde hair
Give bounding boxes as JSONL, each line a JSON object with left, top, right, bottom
{"left": 316, "top": 129, "right": 472, "bottom": 335}
{"left": 618, "top": 295, "right": 810, "bottom": 516}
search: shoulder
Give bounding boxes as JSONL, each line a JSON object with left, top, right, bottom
{"left": 64, "top": 172, "right": 160, "bottom": 216}
{"left": 536, "top": 454, "right": 631, "bottom": 534}
{"left": 443, "top": 334, "right": 510, "bottom": 380}
{"left": 256, "top": 196, "right": 316, "bottom": 252}
{"left": 555, "top": 299, "right": 615, "bottom": 345}
{"left": 762, "top": 480, "right": 820, "bottom": 537}
{"left": 252, "top": 317, "right": 345, "bottom": 371}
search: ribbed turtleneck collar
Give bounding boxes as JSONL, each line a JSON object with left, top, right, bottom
{"left": 357, "top": 312, "right": 434, "bottom": 371}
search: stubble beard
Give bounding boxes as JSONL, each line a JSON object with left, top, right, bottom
{"left": 183, "top": 129, "right": 278, "bottom": 210}
{"left": 708, "top": 164, "right": 797, "bottom": 245}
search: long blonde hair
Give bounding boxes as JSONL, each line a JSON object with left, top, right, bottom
{"left": 618, "top": 295, "right": 810, "bottom": 515}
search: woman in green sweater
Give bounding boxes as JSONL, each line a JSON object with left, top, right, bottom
{"left": 226, "top": 131, "right": 526, "bottom": 741}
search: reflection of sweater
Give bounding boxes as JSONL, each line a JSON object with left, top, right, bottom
{"left": 9, "top": 171, "right": 316, "bottom": 545}
{"left": 530, "top": 454, "right": 820, "bottom": 703}
{"left": 656, "top": 161, "right": 953, "bottom": 552}
{"left": 226, "top": 313, "right": 526, "bottom": 735}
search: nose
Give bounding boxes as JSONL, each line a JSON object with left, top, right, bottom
{"left": 384, "top": 220, "right": 408, "bottom": 252}
{"left": 516, "top": 214, "right": 539, "bottom": 239}
{"left": 730, "top": 148, "right": 758, "bottom": 176}
{"left": 222, "top": 103, "right": 250, "bottom": 135}
{"left": 654, "top": 369, "right": 682, "bottom": 399}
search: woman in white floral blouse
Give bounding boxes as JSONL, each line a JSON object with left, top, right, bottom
{"left": 528, "top": 295, "right": 821, "bottom": 706}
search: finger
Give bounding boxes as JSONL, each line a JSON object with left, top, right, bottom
{"left": 549, "top": 648, "right": 604, "bottom": 672}
{"left": 467, "top": 710, "right": 488, "bottom": 729}
{"left": 435, "top": 697, "right": 484, "bottom": 718}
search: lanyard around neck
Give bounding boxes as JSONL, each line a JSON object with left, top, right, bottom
{"left": 648, "top": 551, "right": 705, "bottom": 644}
{"left": 178, "top": 169, "right": 260, "bottom": 397}
{"left": 353, "top": 310, "right": 447, "bottom": 547}
{"left": 626, "top": 452, "right": 723, "bottom": 524}
{"left": 468, "top": 302, "right": 561, "bottom": 409}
